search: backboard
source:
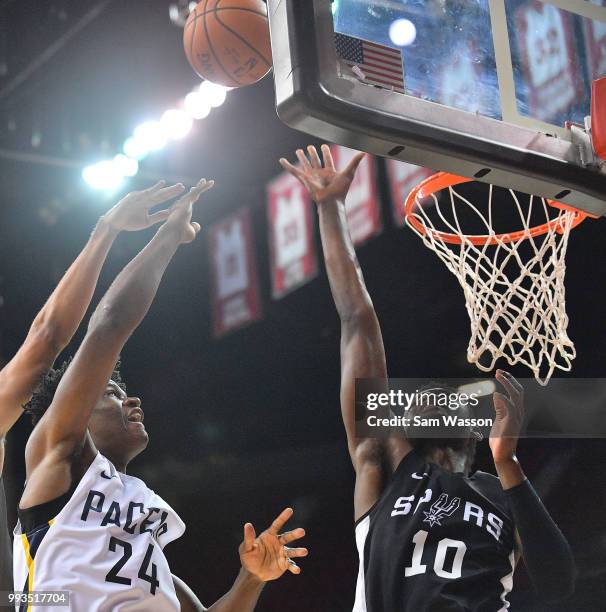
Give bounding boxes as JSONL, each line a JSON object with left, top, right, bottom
{"left": 267, "top": 0, "right": 606, "bottom": 216}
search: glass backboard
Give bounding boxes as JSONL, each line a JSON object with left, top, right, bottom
{"left": 268, "top": 0, "right": 606, "bottom": 216}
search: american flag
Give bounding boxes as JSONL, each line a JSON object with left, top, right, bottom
{"left": 335, "top": 32, "right": 405, "bottom": 93}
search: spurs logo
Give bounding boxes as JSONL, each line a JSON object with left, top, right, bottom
{"left": 423, "top": 493, "right": 460, "bottom": 527}
{"left": 411, "top": 472, "right": 429, "bottom": 480}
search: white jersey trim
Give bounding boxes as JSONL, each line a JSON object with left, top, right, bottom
{"left": 352, "top": 515, "right": 370, "bottom": 612}
{"left": 497, "top": 549, "right": 516, "bottom": 611}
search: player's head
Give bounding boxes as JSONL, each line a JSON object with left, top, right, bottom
{"left": 405, "top": 384, "right": 480, "bottom": 474}
{"left": 24, "top": 359, "right": 149, "bottom": 466}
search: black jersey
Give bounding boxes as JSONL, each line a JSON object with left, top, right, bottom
{"left": 353, "top": 450, "right": 516, "bottom": 612}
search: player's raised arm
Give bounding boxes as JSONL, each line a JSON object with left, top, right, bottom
{"left": 0, "top": 181, "right": 185, "bottom": 463}
{"left": 173, "top": 507, "right": 307, "bottom": 612}
{"left": 280, "top": 145, "right": 411, "bottom": 519}
{"left": 22, "top": 180, "right": 213, "bottom": 507}
{"left": 490, "top": 370, "right": 575, "bottom": 601}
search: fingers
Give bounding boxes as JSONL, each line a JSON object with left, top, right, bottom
{"left": 493, "top": 391, "right": 511, "bottom": 415}
{"left": 295, "top": 149, "right": 312, "bottom": 171}
{"left": 174, "top": 179, "right": 214, "bottom": 209}
{"left": 142, "top": 180, "right": 166, "bottom": 193}
{"left": 150, "top": 183, "right": 186, "bottom": 205}
{"left": 243, "top": 522, "right": 256, "bottom": 552}
{"left": 278, "top": 527, "right": 305, "bottom": 545}
{"left": 307, "top": 145, "right": 322, "bottom": 169}
{"left": 279, "top": 157, "right": 303, "bottom": 178}
{"left": 285, "top": 546, "right": 308, "bottom": 559}
{"left": 287, "top": 559, "right": 301, "bottom": 575}
{"left": 344, "top": 151, "right": 366, "bottom": 178}
{"left": 191, "top": 222, "right": 201, "bottom": 235}
{"left": 321, "top": 144, "right": 336, "bottom": 171}
{"left": 269, "top": 507, "right": 294, "bottom": 536}
{"left": 496, "top": 369, "right": 523, "bottom": 401}
{"left": 279, "top": 158, "right": 312, "bottom": 193}
{"left": 147, "top": 210, "right": 171, "bottom": 225}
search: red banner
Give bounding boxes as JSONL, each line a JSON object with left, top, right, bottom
{"left": 267, "top": 171, "right": 318, "bottom": 299}
{"left": 386, "top": 160, "right": 434, "bottom": 227}
{"left": 515, "top": 2, "right": 583, "bottom": 122}
{"left": 208, "top": 208, "right": 261, "bottom": 337}
{"left": 331, "top": 145, "right": 382, "bottom": 246}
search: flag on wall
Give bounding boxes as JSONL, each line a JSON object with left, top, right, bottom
{"left": 386, "top": 160, "right": 434, "bottom": 227}
{"left": 335, "top": 32, "right": 405, "bottom": 93}
{"left": 208, "top": 208, "right": 261, "bottom": 337}
{"left": 331, "top": 145, "right": 382, "bottom": 246}
{"left": 267, "top": 171, "right": 318, "bottom": 299}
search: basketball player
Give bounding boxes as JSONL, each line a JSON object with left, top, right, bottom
{"left": 16, "top": 182, "right": 307, "bottom": 610}
{"left": 280, "top": 145, "right": 574, "bottom": 610}
{"left": 0, "top": 180, "right": 186, "bottom": 591}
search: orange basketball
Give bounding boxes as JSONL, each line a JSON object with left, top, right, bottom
{"left": 183, "top": 0, "right": 272, "bottom": 88}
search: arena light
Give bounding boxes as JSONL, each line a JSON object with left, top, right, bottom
{"left": 133, "top": 120, "right": 167, "bottom": 152}
{"left": 82, "top": 161, "right": 124, "bottom": 191}
{"left": 184, "top": 91, "right": 212, "bottom": 119}
{"left": 160, "top": 109, "right": 193, "bottom": 140}
{"left": 113, "top": 154, "right": 139, "bottom": 177}
{"left": 199, "top": 80, "right": 228, "bottom": 108}
{"left": 389, "top": 18, "right": 417, "bottom": 47}
{"left": 123, "top": 136, "right": 149, "bottom": 160}
{"left": 457, "top": 380, "right": 496, "bottom": 397}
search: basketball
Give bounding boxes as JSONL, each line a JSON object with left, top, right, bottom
{"left": 183, "top": 0, "right": 272, "bottom": 88}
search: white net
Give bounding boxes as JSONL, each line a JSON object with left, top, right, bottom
{"left": 405, "top": 177, "right": 585, "bottom": 385}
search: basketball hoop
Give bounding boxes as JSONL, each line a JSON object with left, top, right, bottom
{"left": 404, "top": 172, "right": 593, "bottom": 385}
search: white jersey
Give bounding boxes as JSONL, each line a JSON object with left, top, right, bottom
{"left": 14, "top": 452, "right": 185, "bottom": 611}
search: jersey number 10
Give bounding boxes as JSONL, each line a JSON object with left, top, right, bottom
{"left": 405, "top": 530, "right": 467, "bottom": 579}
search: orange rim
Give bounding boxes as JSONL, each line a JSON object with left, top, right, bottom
{"left": 404, "top": 172, "right": 591, "bottom": 246}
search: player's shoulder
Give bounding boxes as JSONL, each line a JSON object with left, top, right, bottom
{"left": 469, "top": 469, "right": 500, "bottom": 482}
{"left": 466, "top": 470, "right": 511, "bottom": 514}
{"left": 467, "top": 469, "right": 502, "bottom": 492}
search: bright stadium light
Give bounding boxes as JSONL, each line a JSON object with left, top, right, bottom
{"left": 160, "top": 109, "right": 193, "bottom": 140}
{"left": 389, "top": 18, "right": 417, "bottom": 46}
{"left": 123, "top": 136, "right": 149, "bottom": 160}
{"left": 199, "top": 80, "right": 228, "bottom": 108}
{"left": 184, "top": 91, "right": 211, "bottom": 120}
{"left": 133, "top": 120, "right": 167, "bottom": 152}
{"left": 113, "top": 154, "right": 139, "bottom": 177}
{"left": 82, "top": 161, "right": 124, "bottom": 191}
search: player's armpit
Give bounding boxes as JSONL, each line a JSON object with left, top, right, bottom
{"left": 173, "top": 575, "right": 206, "bottom": 611}
{"left": 353, "top": 449, "right": 385, "bottom": 522}
{"left": 340, "top": 314, "right": 413, "bottom": 520}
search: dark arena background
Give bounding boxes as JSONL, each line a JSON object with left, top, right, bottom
{"left": 1, "top": 1, "right": 605, "bottom": 610}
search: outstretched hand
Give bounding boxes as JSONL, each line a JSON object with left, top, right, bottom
{"left": 104, "top": 181, "right": 187, "bottom": 232}
{"left": 280, "top": 144, "right": 365, "bottom": 205}
{"left": 161, "top": 178, "right": 214, "bottom": 244}
{"left": 239, "top": 507, "right": 308, "bottom": 582}
{"left": 489, "top": 370, "right": 524, "bottom": 464}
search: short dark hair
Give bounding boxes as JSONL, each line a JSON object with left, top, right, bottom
{"left": 411, "top": 381, "right": 479, "bottom": 466}
{"left": 23, "top": 358, "right": 126, "bottom": 426}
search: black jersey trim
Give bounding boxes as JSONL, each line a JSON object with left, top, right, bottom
{"left": 18, "top": 484, "right": 77, "bottom": 534}
{"left": 355, "top": 503, "right": 377, "bottom": 528}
